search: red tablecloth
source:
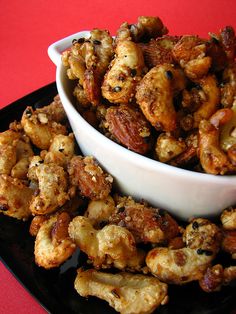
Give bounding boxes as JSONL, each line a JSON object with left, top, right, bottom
{"left": 1, "top": 0, "right": 236, "bottom": 313}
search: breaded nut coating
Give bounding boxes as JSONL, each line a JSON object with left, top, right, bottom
{"left": 21, "top": 106, "right": 67, "bottom": 150}
{"left": 0, "top": 130, "right": 20, "bottom": 175}
{"left": 172, "top": 35, "right": 211, "bottom": 80}
{"left": 221, "top": 207, "right": 236, "bottom": 230}
{"left": 116, "top": 16, "right": 168, "bottom": 43}
{"left": 0, "top": 174, "right": 33, "bottom": 220}
{"left": 146, "top": 247, "right": 214, "bottom": 285}
{"left": 139, "top": 35, "right": 179, "bottom": 69}
{"left": 30, "top": 163, "right": 69, "bottom": 215}
{"left": 43, "top": 133, "right": 75, "bottom": 168}
{"left": 198, "top": 109, "right": 234, "bottom": 175}
{"left": 85, "top": 195, "right": 116, "bottom": 228}
{"left": 136, "top": 64, "right": 186, "bottom": 132}
{"left": 34, "top": 212, "right": 76, "bottom": 269}
{"left": 68, "top": 216, "right": 145, "bottom": 270}
{"left": 101, "top": 39, "right": 145, "bottom": 104}
{"left": 68, "top": 156, "right": 113, "bottom": 200}
{"left": 184, "top": 218, "right": 222, "bottom": 255}
{"left": 146, "top": 218, "right": 221, "bottom": 284}
{"left": 109, "top": 196, "right": 179, "bottom": 244}
{"left": 74, "top": 269, "right": 168, "bottom": 314}
{"left": 105, "top": 104, "right": 153, "bottom": 154}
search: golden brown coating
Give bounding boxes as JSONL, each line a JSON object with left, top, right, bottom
{"left": 221, "top": 230, "right": 236, "bottom": 258}
{"left": 27, "top": 155, "right": 44, "bottom": 182}
{"left": 84, "top": 195, "right": 116, "bottom": 228}
{"left": 43, "top": 133, "right": 75, "bottom": 168}
{"left": 73, "top": 83, "right": 91, "bottom": 108}
{"left": 146, "top": 218, "right": 221, "bottom": 284}
{"left": 220, "top": 101, "right": 236, "bottom": 157}
{"left": 172, "top": 35, "right": 211, "bottom": 80}
{"left": 62, "top": 29, "right": 114, "bottom": 105}
{"left": 38, "top": 95, "right": 66, "bottom": 122}
{"left": 68, "top": 216, "right": 145, "bottom": 270}
{"left": 155, "top": 133, "right": 187, "bottom": 163}
{"left": 68, "top": 156, "right": 113, "bottom": 200}
{"left": 84, "top": 29, "right": 114, "bottom": 105}
{"left": 136, "top": 64, "right": 186, "bottom": 132}
{"left": 146, "top": 247, "right": 214, "bottom": 284}
{"left": 109, "top": 196, "right": 179, "bottom": 244}
{"left": 62, "top": 43, "right": 86, "bottom": 84}
{"left": 198, "top": 109, "right": 234, "bottom": 175}
{"left": 169, "top": 132, "right": 198, "bottom": 167}
{"left": 34, "top": 213, "right": 76, "bottom": 269}
{"left": 199, "top": 264, "right": 224, "bottom": 292}
{"left": 221, "top": 207, "right": 236, "bottom": 230}
{"left": 221, "top": 63, "right": 236, "bottom": 108}
{"left": 184, "top": 218, "right": 222, "bottom": 255}
{"left": 105, "top": 104, "right": 153, "bottom": 154}
{"left": 11, "top": 137, "right": 34, "bottom": 180}
{"left": 29, "top": 163, "right": 69, "bottom": 215}
{"left": 199, "top": 264, "right": 236, "bottom": 292}
{"left": 116, "top": 16, "right": 168, "bottom": 43}
{"left": 139, "top": 35, "right": 179, "bottom": 68}
{"left": 29, "top": 215, "right": 48, "bottom": 237}
{"left": 0, "top": 128, "right": 34, "bottom": 180}
{"left": 0, "top": 174, "right": 33, "bottom": 220}
{"left": 223, "top": 265, "right": 236, "bottom": 284}
{"left": 219, "top": 26, "right": 236, "bottom": 61}
{"left": 0, "top": 130, "right": 20, "bottom": 175}
{"left": 192, "top": 75, "right": 220, "bottom": 128}
{"left": 21, "top": 106, "right": 67, "bottom": 150}
{"left": 101, "top": 39, "right": 145, "bottom": 104}
{"left": 74, "top": 269, "right": 168, "bottom": 314}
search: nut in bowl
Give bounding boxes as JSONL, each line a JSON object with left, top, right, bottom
{"left": 48, "top": 16, "right": 236, "bottom": 220}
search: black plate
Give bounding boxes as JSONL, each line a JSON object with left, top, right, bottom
{"left": 0, "top": 83, "right": 236, "bottom": 314}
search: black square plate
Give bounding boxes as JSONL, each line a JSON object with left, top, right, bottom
{"left": 0, "top": 83, "right": 236, "bottom": 314}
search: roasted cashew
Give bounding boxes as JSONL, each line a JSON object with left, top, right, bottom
{"left": 136, "top": 64, "right": 186, "bottom": 131}
{"left": 74, "top": 268, "right": 168, "bottom": 314}
{"left": 101, "top": 39, "right": 145, "bottom": 104}
{"left": 68, "top": 216, "right": 145, "bottom": 270}
{"left": 34, "top": 212, "right": 76, "bottom": 269}
{"left": 29, "top": 163, "right": 69, "bottom": 215}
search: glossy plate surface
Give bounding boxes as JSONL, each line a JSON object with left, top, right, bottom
{"left": 0, "top": 83, "right": 235, "bottom": 314}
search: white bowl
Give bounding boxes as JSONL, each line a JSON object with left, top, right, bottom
{"left": 48, "top": 31, "right": 236, "bottom": 220}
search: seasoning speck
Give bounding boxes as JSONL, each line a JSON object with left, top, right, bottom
{"left": 113, "top": 86, "right": 122, "bottom": 92}
{"left": 165, "top": 70, "right": 173, "bottom": 80}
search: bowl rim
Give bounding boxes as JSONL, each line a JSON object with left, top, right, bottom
{"left": 52, "top": 31, "right": 236, "bottom": 186}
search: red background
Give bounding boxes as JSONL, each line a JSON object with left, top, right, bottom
{"left": 0, "top": 0, "right": 236, "bottom": 313}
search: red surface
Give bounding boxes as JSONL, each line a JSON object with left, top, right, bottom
{"left": 0, "top": 0, "right": 236, "bottom": 312}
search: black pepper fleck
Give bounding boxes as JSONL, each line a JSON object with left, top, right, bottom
{"left": 93, "top": 39, "right": 101, "bottom": 45}
{"left": 165, "top": 70, "right": 173, "bottom": 80}
{"left": 197, "top": 248, "right": 213, "bottom": 256}
{"left": 25, "top": 108, "right": 32, "bottom": 117}
{"left": 0, "top": 204, "right": 8, "bottom": 211}
{"left": 130, "top": 69, "right": 137, "bottom": 77}
{"left": 118, "top": 207, "right": 125, "bottom": 213}
{"left": 77, "top": 37, "right": 85, "bottom": 43}
{"left": 192, "top": 221, "right": 199, "bottom": 230}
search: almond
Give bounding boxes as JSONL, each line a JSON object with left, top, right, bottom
{"left": 106, "top": 104, "right": 153, "bottom": 154}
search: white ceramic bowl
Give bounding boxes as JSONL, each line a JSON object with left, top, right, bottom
{"left": 48, "top": 31, "right": 236, "bottom": 220}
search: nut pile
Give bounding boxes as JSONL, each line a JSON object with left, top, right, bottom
{"left": 62, "top": 16, "right": 236, "bottom": 175}
{"left": 0, "top": 94, "right": 235, "bottom": 314}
